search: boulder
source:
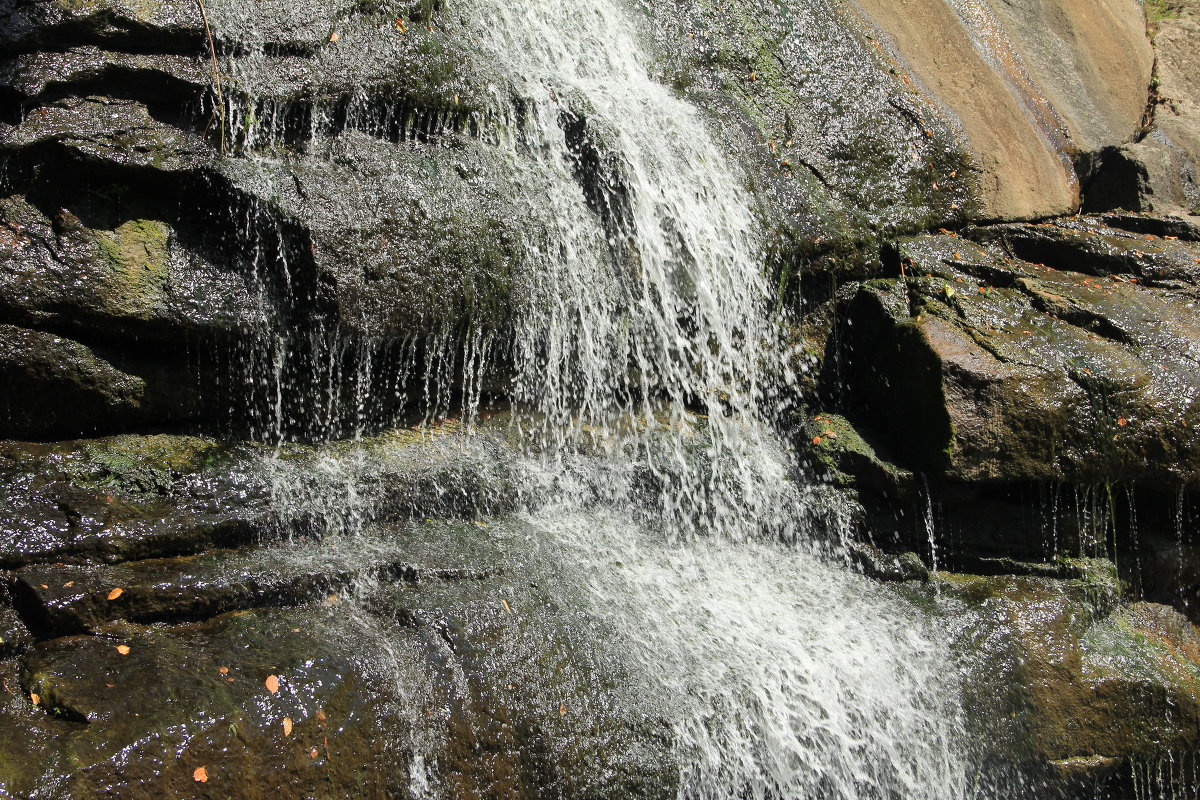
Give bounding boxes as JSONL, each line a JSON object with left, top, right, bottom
{"left": 832, "top": 217, "right": 1200, "bottom": 486}
{"left": 943, "top": 572, "right": 1200, "bottom": 793}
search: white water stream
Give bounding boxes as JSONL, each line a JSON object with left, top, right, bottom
{"left": 455, "top": 1, "right": 972, "bottom": 797}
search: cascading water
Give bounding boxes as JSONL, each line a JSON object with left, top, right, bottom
{"left": 218, "top": 0, "right": 975, "bottom": 796}
{"left": 434, "top": 1, "right": 971, "bottom": 797}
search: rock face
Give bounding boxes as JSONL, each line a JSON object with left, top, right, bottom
{"left": 853, "top": 0, "right": 1152, "bottom": 220}
{"left": 0, "top": 428, "right": 672, "bottom": 798}
{"left": 945, "top": 571, "right": 1200, "bottom": 794}
{"left": 832, "top": 216, "right": 1200, "bottom": 486}
{"left": 1087, "top": 0, "right": 1200, "bottom": 216}
{"left": 0, "top": 0, "right": 1163, "bottom": 439}
{"left": 810, "top": 213, "right": 1200, "bottom": 572}
{"left": 2, "top": 0, "right": 1200, "bottom": 798}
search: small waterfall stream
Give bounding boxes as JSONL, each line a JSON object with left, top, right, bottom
{"left": 219, "top": 0, "right": 975, "bottom": 796}
{"left": 443, "top": 1, "right": 971, "bottom": 797}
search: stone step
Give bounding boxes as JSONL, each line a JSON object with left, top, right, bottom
{"left": 12, "top": 526, "right": 496, "bottom": 637}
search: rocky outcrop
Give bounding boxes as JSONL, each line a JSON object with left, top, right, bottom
{"left": 830, "top": 215, "right": 1200, "bottom": 486}
{"left": 2, "top": 1, "right": 1198, "bottom": 798}
{"left": 0, "top": 424, "right": 673, "bottom": 799}
{"left": 0, "top": 0, "right": 1167, "bottom": 438}
{"left": 805, "top": 213, "right": 1200, "bottom": 570}
{"left": 945, "top": 570, "right": 1200, "bottom": 794}
{"left": 1086, "top": 0, "right": 1200, "bottom": 216}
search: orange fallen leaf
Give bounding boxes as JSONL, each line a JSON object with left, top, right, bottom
{"left": 310, "top": 748, "right": 319, "bottom": 759}
{"left": 107, "top": 588, "right": 124, "bottom": 601}
{"left": 1117, "top": 418, "right": 1128, "bottom": 426}
{"left": 811, "top": 436, "right": 822, "bottom": 445}
{"left": 328, "top": 31, "right": 340, "bottom": 42}
{"left": 218, "top": 666, "right": 229, "bottom": 675}
{"left": 30, "top": 693, "right": 39, "bottom": 706}
{"left": 39, "top": 584, "right": 48, "bottom": 589}
{"left": 115, "top": 645, "right": 131, "bottom": 655}
{"left": 265, "top": 675, "right": 280, "bottom": 694}
{"left": 316, "top": 709, "right": 327, "bottom": 722}
{"left": 193, "top": 766, "right": 208, "bottom": 783}
{"left": 559, "top": 704, "right": 567, "bottom": 716}
{"left": 282, "top": 717, "right": 293, "bottom": 737}
{"left": 64, "top": 581, "right": 74, "bottom": 588}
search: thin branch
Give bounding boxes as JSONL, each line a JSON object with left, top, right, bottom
{"left": 195, "top": 0, "right": 227, "bottom": 154}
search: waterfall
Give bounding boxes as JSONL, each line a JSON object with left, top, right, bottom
{"left": 212, "top": 0, "right": 975, "bottom": 796}
{"left": 453, "top": 1, "right": 970, "bottom": 797}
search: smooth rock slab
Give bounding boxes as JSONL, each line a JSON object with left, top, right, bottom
{"left": 1, "top": 547, "right": 674, "bottom": 799}
{"left": 5, "top": 606, "right": 415, "bottom": 800}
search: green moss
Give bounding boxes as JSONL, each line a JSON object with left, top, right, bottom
{"left": 55, "top": 435, "right": 225, "bottom": 496}
{"left": 92, "top": 218, "right": 171, "bottom": 320}
{"left": 1082, "top": 615, "right": 1200, "bottom": 690}
{"left": 1145, "top": 0, "right": 1183, "bottom": 28}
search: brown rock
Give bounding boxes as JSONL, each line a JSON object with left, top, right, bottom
{"left": 855, "top": 0, "right": 1152, "bottom": 220}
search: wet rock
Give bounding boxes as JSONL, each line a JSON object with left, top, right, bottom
{"left": 0, "top": 324, "right": 147, "bottom": 438}
{"left": 0, "top": 539, "right": 674, "bottom": 798}
{"left": 11, "top": 536, "right": 482, "bottom": 636}
{"left": 944, "top": 573, "right": 1199, "bottom": 792}
{"left": 3, "top": 95, "right": 207, "bottom": 171}
{"left": 0, "top": 424, "right": 521, "bottom": 574}
{"left": 796, "top": 411, "right": 922, "bottom": 548}
{"left": 5, "top": 607, "right": 417, "bottom": 799}
{"left": 0, "top": 193, "right": 268, "bottom": 346}
{"left": 0, "top": 590, "right": 34, "bottom": 657}
{"left": 1133, "top": 534, "right": 1200, "bottom": 624}
{"left": 361, "top": 557, "right": 676, "bottom": 800}
{"left": 832, "top": 218, "right": 1200, "bottom": 486}
{"left": 848, "top": 542, "right": 928, "bottom": 582}
{"left": 0, "top": 435, "right": 268, "bottom": 568}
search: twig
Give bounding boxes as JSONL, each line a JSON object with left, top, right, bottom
{"left": 195, "top": 0, "right": 226, "bottom": 154}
